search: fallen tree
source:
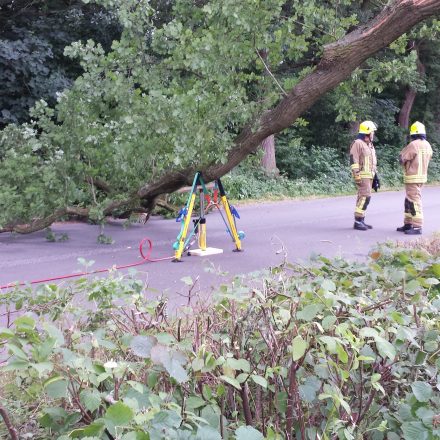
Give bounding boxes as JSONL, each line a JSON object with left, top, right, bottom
{"left": 1, "top": 0, "right": 440, "bottom": 233}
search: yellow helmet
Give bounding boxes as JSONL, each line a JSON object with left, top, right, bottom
{"left": 359, "top": 120, "right": 378, "bottom": 135}
{"left": 410, "top": 121, "right": 426, "bottom": 136}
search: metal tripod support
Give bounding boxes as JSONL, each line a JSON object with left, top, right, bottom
{"left": 173, "top": 172, "right": 243, "bottom": 261}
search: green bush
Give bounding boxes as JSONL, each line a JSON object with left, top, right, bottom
{"left": 1, "top": 245, "right": 439, "bottom": 439}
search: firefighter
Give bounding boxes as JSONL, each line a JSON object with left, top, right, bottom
{"left": 397, "top": 121, "right": 433, "bottom": 235}
{"left": 349, "top": 120, "right": 378, "bottom": 231}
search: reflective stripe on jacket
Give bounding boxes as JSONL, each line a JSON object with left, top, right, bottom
{"left": 399, "top": 139, "right": 433, "bottom": 184}
{"left": 349, "top": 139, "right": 377, "bottom": 180}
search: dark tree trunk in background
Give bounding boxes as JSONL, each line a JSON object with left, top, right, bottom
{"left": 398, "top": 42, "right": 426, "bottom": 128}
{"left": 261, "top": 135, "right": 279, "bottom": 176}
{"left": 349, "top": 121, "right": 360, "bottom": 136}
{"left": 258, "top": 49, "right": 280, "bottom": 175}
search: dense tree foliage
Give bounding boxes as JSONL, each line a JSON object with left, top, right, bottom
{"left": 0, "top": 0, "right": 122, "bottom": 126}
{"left": 0, "top": 0, "right": 440, "bottom": 232}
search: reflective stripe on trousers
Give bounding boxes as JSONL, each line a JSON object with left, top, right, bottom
{"left": 354, "top": 178, "right": 372, "bottom": 219}
{"left": 404, "top": 183, "right": 424, "bottom": 227}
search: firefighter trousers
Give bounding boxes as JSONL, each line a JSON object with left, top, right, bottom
{"left": 404, "top": 183, "right": 424, "bottom": 227}
{"left": 354, "top": 178, "right": 372, "bottom": 220}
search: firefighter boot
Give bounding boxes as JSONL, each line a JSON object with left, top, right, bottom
{"left": 396, "top": 224, "right": 412, "bottom": 232}
{"left": 404, "top": 226, "right": 422, "bottom": 235}
{"left": 362, "top": 219, "right": 373, "bottom": 229}
{"left": 354, "top": 217, "right": 368, "bottom": 231}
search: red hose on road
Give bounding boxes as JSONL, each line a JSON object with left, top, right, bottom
{"left": 0, "top": 238, "right": 173, "bottom": 290}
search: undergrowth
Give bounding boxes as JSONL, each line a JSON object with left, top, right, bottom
{"left": 1, "top": 241, "right": 439, "bottom": 439}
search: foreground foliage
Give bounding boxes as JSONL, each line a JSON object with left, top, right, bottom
{"left": 1, "top": 244, "right": 440, "bottom": 439}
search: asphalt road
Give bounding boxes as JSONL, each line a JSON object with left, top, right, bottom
{"left": 1, "top": 186, "right": 439, "bottom": 304}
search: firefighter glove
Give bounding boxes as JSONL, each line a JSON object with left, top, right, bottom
{"left": 372, "top": 173, "right": 380, "bottom": 192}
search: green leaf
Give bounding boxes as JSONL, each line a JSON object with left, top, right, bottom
{"left": 424, "top": 341, "right": 437, "bottom": 352}
{"left": 374, "top": 336, "right": 396, "bottom": 360}
{"left": 105, "top": 402, "right": 134, "bottom": 426}
{"left": 322, "top": 315, "right": 337, "bottom": 330}
{"left": 389, "top": 270, "right": 406, "bottom": 283}
{"left": 42, "top": 323, "right": 65, "bottom": 345}
{"left": 121, "top": 431, "right": 149, "bottom": 440}
{"left": 321, "top": 280, "right": 336, "bottom": 292}
{"left": 319, "top": 336, "right": 338, "bottom": 354}
{"left": 196, "top": 426, "right": 221, "bottom": 440}
{"left": 8, "top": 343, "right": 28, "bottom": 360}
{"left": 0, "top": 328, "right": 15, "bottom": 339}
{"left": 371, "top": 373, "right": 381, "bottom": 383}
{"left": 430, "top": 263, "right": 440, "bottom": 277}
{"left": 424, "top": 277, "right": 439, "bottom": 285}
{"left": 226, "top": 358, "right": 250, "bottom": 372}
{"left": 235, "top": 426, "right": 264, "bottom": 440}
{"left": 202, "top": 384, "right": 212, "bottom": 401}
{"left": 411, "top": 381, "right": 432, "bottom": 402}
{"left": 130, "top": 335, "right": 156, "bottom": 358}
{"left": 80, "top": 389, "right": 101, "bottom": 412}
{"left": 192, "top": 357, "right": 204, "bottom": 372}
{"left": 401, "top": 422, "right": 429, "bottom": 440}
{"left": 70, "top": 421, "right": 105, "bottom": 438}
{"left": 297, "top": 304, "right": 322, "bottom": 321}
{"left": 360, "top": 327, "right": 379, "bottom": 338}
{"left": 291, "top": 335, "right": 308, "bottom": 361}
{"left": 32, "top": 361, "right": 53, "bottom": 376}
{"left": 45, "top": 377, "right": 68, "bottom": 398}
{"left": 298, "top": 377, "right": 321, "bottom": 403}
{"left": 336, "top": 344, "right": 348, "bottom": 364}
{"left": 14, "top": 315, "right": 36, "bottom": 330}
{"left": 150, "top": 345, "right": 188, "bottom": 383}
{"left": 416, "top": 407, "right": 434, "bottom": 427}
{"left": 220, "top": 375, "right": 241, "bottom": 390}
{"left": 236, "top": 373, "right": 249, "bottom": 383}
{"left": 186, "top": 396, "right": 205, "bottom": 410}
{"left": 251, "top": 374, "right": 267, "bottom": 388}
{"left": 404, "top": 279, "right": 420, "bottom": 294}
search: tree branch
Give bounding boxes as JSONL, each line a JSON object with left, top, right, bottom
{"left": 0, "top": 404, "right": 19, "bottom": 440}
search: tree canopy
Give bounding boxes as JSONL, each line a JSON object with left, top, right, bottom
{"left": 1, "top": 0, "right": 440, "bottom": 232}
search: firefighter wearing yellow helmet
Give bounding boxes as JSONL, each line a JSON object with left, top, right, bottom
{"left": 397, "top": 121, "right": 433, "bottom": 235}
{"left": 349, "top": 120, "right": 379, "bottom": 231}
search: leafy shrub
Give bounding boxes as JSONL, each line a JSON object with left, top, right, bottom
{"left": 1, "top": 245, "right": 440, "bottom": 439}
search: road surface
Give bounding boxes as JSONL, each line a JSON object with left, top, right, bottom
{"left": 1, "top": 187, "right": 439, "bottom": 304}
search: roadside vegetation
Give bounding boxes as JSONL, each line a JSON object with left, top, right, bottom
{"left": 1, "top": 237, "right": 439, "bottom": 440}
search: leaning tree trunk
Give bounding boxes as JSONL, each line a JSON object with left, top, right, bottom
{"left": 398, "top": 42, "right": 426, "bottom": 128}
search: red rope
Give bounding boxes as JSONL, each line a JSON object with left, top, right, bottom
{"left": 0, "top": 238, "right": 173, "bottom": 290}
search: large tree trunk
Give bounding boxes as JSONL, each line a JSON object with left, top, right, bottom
{"left": 398, "top": 42, "right": 426, "bottom": 128}
{"left": 5, "top": 0, "right": 440, "bottom": 233}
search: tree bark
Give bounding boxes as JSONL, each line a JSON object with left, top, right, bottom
{"left": 261, "top": 135, "right": 279, "bottom": 176}
{"left": 258, "top": 49, "right": 280, "bottom": 175}
{"left": 398, "top": 42, "right": 426, "bottom": 128}
{"left": 0, "top": 404, "right": 19, "bottom": 440}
